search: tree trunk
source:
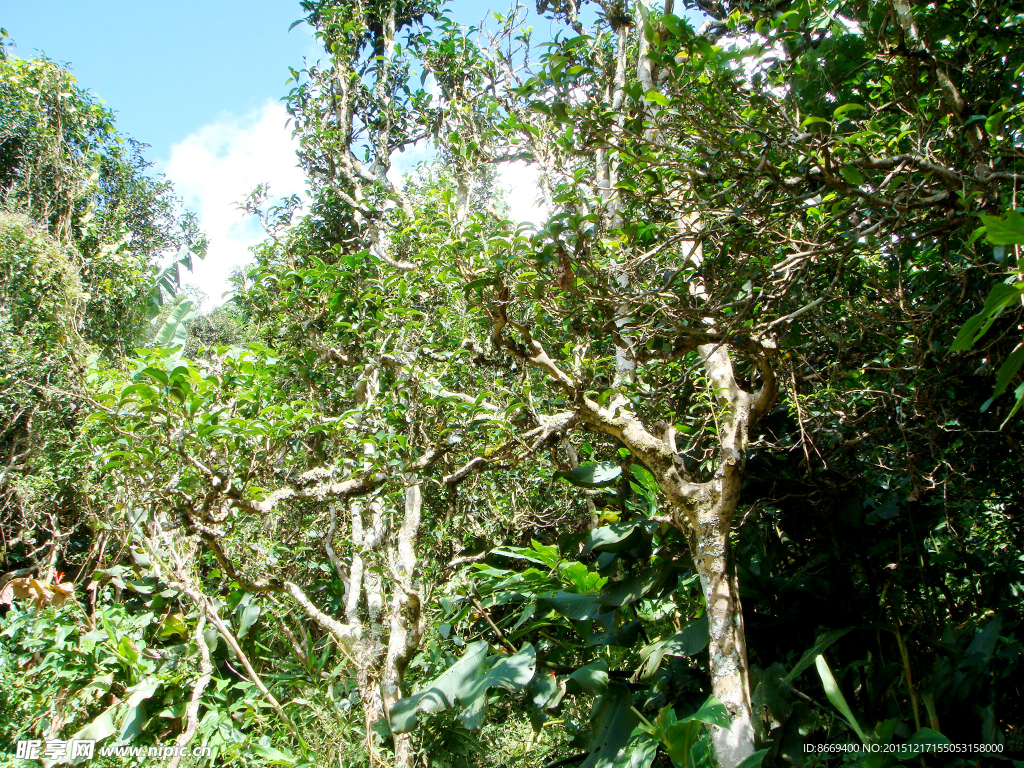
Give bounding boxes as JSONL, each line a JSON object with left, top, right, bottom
{"left": 381, "top": 477, "right": 424, "bottom": 768}
{"left": 579, "top": 350, "right": 770, "bottom": 766}
{"left": 691, "top": 511, "right": 755, "bottom": 767}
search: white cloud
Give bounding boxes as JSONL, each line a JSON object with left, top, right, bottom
{"left": 160, "top": 100, "right": 306, "bottom": 307}
{"left": 387, "top": 146, "right": 546, "bottom": 227}
{"left": 160, "top": 98, "right": 545, "bottom": 308}
{"left": 499, "top": 161, "right": 547, "bottom": 225}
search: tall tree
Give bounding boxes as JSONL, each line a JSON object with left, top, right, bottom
{"left": 68, "top": 0, "right": 1024, "bottom": 766}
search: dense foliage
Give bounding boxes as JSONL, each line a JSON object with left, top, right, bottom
{"left": 2, "top": 2, "right": 1023, "bottom": 768}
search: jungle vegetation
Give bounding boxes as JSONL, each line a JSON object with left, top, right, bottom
{"left": 1, "top": 1, "right": 1023, "bottom": 766}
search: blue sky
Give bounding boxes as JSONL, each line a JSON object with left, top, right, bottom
{"left": 4, "top": 1, "right": 323, "bottom": 303}
{"left": 3, "top": 1, "right": 316, "bottom": 162}
{"left": 0, "top": 1, "right": 600, "bottom": 304}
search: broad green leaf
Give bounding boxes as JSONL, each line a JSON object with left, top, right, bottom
{"left": 158, "top": 612, "right": 188, "bottom": 638}
{"left": 841, "top": 165, "right": 864, "bottom": 185}
{"left": 637, "top": 619, "right": 710, "bottom": 679}
{"left": 599, "top": 562, "right": 671, "bottom": 607}
{"left": 580, "top": 683, "right": 640, "bottom": 768}
{"left": 250, "top": 744, "right": 297, "bottom": 765}
{"left": 800, "top": 116, "right": 831, "bottom": 128}
{"left": 588, "top": 612, "right": 641, "bottom": 648}
{"left": 752, "top": 662, "right": 792, "bottom": 722}
{"left": 986, "top": 109, "right": 1009, "bottom": 135}
{"left": 624, "top": 731, "right": 658, "bottom": 768}
{"left": 63, "top": 704, "right": 118, "bottom": 763}
{"left": 125, "top": 678, "right": 161, "bottom": 709}
{"left": 981, "top": 211, "right": 1024, "bottom": 245}
{"left": 529, "top": 671, "right": 561, "bottom": 710}
{"left": 735, "top": 750, "right": 769, "bottom": 767}
{"left": 151, "top": 298, "right": 195, "bottom": 348}
{"left": 541, "top": 590, "right": 603, "bottom": 620}
{"left": 993, "top": 343, "right": 1024, "bottom": 397}
{"left": 116, "top": 635, "right": 140, "bottom": 664}
{"left": 554, "top": 462, "right": 622, "bottom": 488}
{"left": 391, "top": 643, "right": 536, "bottom": 733}
{"left": 815, "top": 655, "right": 869, "bottom": 744}
{"left": 645, "top": 698, "right": 730, "bottom": 768}
{"left": 629, "top": 463, "right": 658, "bottom": 490}
{"left": 662, "top": 720, "right": 701, "bottom": 766}
{"left": 680, "top": 696, "right": 730, "bottom": 728}
{"left": 567, "top": 660, "right": 609, "bottom": 695}
{"left": 901, "top": 727, "right": 950, "bottom": 750}
{"left": 951, "top": 282, "right": 1024, "bottom": 351}
{"left": 238, "top": 604, "right": 261, "bottom": 638}
{"left": 644, "top": 89, "right": 670, "bottom": 106}
{"left": 458, "top": 643, "right": 537, "bottom": 729}
{"left": 1002, "top": 381, "right": 1024, "bottom": 426}
{"left": 391, "top": 641, "right": 489, "bottom": 733}
{"left": 785, "top": 628, "right": 853, "bottom": 682}
{"left": 833, "top": 103, "right": 866, "bottom": 119}
{"left": 562, "top": 561, "right": 607, "bottom": 592}
{"left": 581, "top": 520, "right": 658, "bottom": 554}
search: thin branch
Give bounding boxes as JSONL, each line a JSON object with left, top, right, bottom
{"left": 168, "top": 615, "right": 212, "bottom": 768}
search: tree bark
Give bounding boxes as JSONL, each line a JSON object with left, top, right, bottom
{"left": 691, "top": 509, "right": 755, "bottom": 766}
{"left": 578, "top": 337, "right": 772, "bottom": 767}
{"left": 381, "top": 477, "right": 424, "bottom": 768}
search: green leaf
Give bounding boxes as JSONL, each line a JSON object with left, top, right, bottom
{"left": 118, "top": 700, "right": 148, "bottom": 744}
{"left": 66, "top": 704, "right": 118, "bottom": 762}
{"left": 841, "top": 165, "right": 864, "bottom": 185}
{"left": 833, "top": 103, "right": 866, "bottom": 120}
{"left": 680, "top": 696, "right": 730, "bottom": 728}
{"left": 562, "top": 561, "right": 607, "bottom": 592}
{"left": 158, "top": 612, "right": 188, "bottom": 638}
{"left": 457, "top": 643, "right": 537, "bottom": 729}
{"left": 629, "top": 463, "right": 658, "bottom": 490}
{"left": 391, "top": 642, "right": 488, "bottom": 732}
{"left": 734, "top": 750, "right": 769, "bottom": 767}
{"left": 624, "top": 731, "right": 659, "bottom": 768}
{"left": 661, "top": 720, "right": 701, "bottom": 767}
{"left": 1002, "top": 381, "right": 1024, "bottom": 427}
{"left": 464, "top": 277, "right": 495, "bottom": 293}
{"left": 541, "top": 590, "right": 604, "bottom": 620}
{"left": 951, "top": 282, "right": 1024, "bottom": 351}
{"left": 785, "top": 628, "right": 853, "bottom": 682}
{"left": 116, "top": 636, "right": 140, "bottom": 664}
{"left": 644, "top": 699, "right": 730, "bottom": 768}
{"left": 581, "top": 521, "right": 658, "bottom": 554}
{"left": 599, "top": 562, "right": 671, "bottom": 607}
{"left": 981, "top": 211, "right": 1024, "bottom": 245}
{"left": 580, "top": 683, "right": 640, "bottom": 768}
{"left": 554, "top": 462, "right": 622, "bottom": 488}
{"left": 637, "top": 619, "right": 710, "bottom": 679}
{"left": 250, "top": 744, "right": 297, "bottom": 765}
{"left": 815, "top": 654, "right": 870, "bottom": 744}
{"left": 391, "top": 643, "right": 536, "bottom": 733}
{"left": 125, "top": 678, "right": 161, "bottom": 709}
{"left": 644, "top": 90, "right": 670, "bottom": 107}
{"left": 238, "top": 604, "right": 261, "bottom": 638}
{"left": 895, "top": 728, "right": 951, "bottom": 761}
{"left": 985, "top": 109, "right": 1010, "bottom": 135}
{"left": 529, "top": 671, "right": 561, "bottom": 710}
{"left": 993, "top": 343, "right": 1024, "bottom": 397}
{"left": 800, "top": 116, "right": 831, "bottom": 128}
{"left": 567, "top": 661, "right": 609, "bottom": 696}
{"left": 151, "top": 299, "right": 195, "bottom": 348}
{"left": 752, "top": 662, "right": 793, "bottom": 722}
